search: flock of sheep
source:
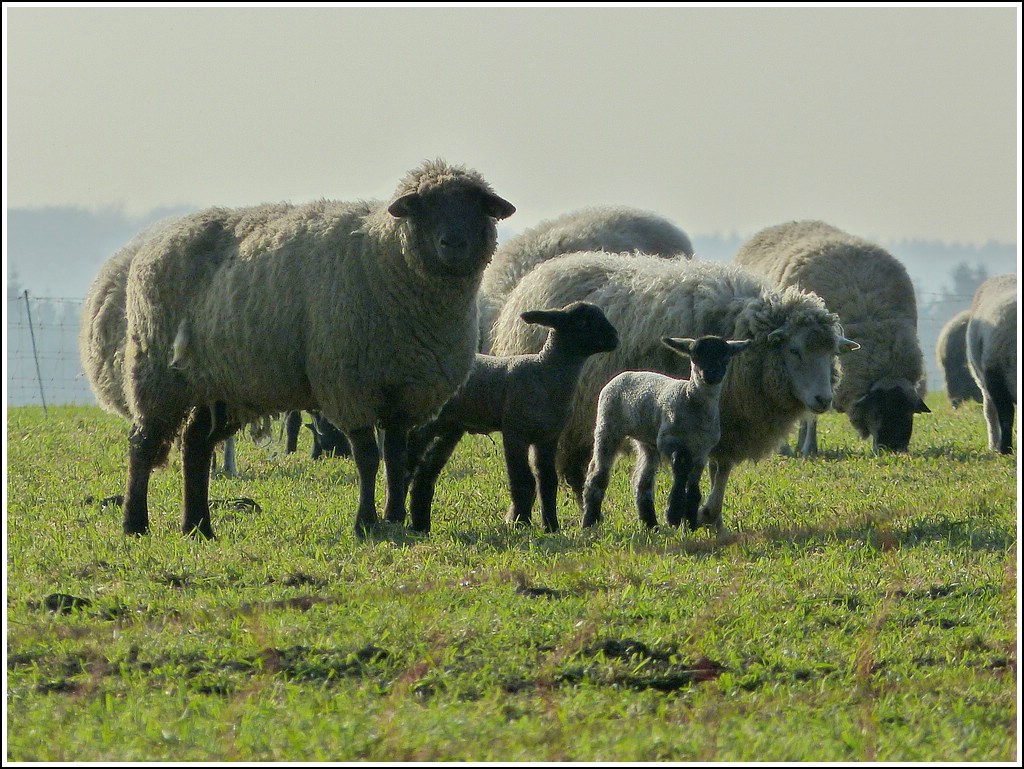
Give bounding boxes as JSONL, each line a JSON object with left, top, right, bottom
{"left": 79, "top": 159, "right": 1017, "bottom": 541}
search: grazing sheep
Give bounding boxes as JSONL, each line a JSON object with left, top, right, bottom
{"left": 490, "top": 253, "right": 857, "bottom": 533}
{"left": 478, "top": 206, "right": 694, "bottom": 351}
{"left": 734, "top": 220, "right": 929, "bottom": 455}
{"left": 406, "top": 301, "right": 618, "bottom": 534}
{"left": 583, "top": 335, "right": 751, "bottom": 531}
{"left": 80, "top": 159, "right": 514, "bottom": 539}
{"left": 936, "top": 310, "right": 983, "bottom": 408}
{"left": 966, "top": 274, "right": 1017, "bottom": 454}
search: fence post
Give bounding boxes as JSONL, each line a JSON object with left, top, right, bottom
{"left": 22, "top": 289, "right": 49, "bottom": 418}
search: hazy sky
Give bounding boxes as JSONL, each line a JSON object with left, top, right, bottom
{"left": 4, "top": 3, "right": 1021, "bottom": 245}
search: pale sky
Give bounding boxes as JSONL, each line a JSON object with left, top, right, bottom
{"left": 4, "top": 3, "right": 1021, "bottom": 245}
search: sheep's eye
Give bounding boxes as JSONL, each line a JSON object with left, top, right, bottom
{"left": 788, "top": 346, "right": 802, "bottom": 361}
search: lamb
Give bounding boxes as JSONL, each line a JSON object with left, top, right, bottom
{"left": 477, "top": 206, "right": 694, "bottom": 351}
{"left": 734, "top": 220, "right": 929, "bottom": 455}
{"left": 583, "top": 335, "right": 750, "bottom": 531}
{"left": 965, "top": 273, "right": 1017, "bottom": 454}
{"left": 79, "top": 159, "right": 515, "bottom": 539}
{"left": 406, "top": 301, "right": 618, "bottom": 534}
{"left": 936, "top": 309, "right": 983, "bottom": 408}
{"left": 490, "top": 253, "right": 858, "bottom": 533}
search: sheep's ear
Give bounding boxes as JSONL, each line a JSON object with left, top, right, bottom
{"left": 661, "top": 337, "right": 695, "bottom": 356}
{"left": 766, "top": 327, "right": 787, "bottom": 347}
{"left": 482, "top": 193, "right": 516, "bottom": 221}
{"left": 914, "top": 396, "right": 931, "bottom": 414}
{"left": 837, "top": 335, "right": 860, "bottom": 354}
{"left": 520, "top": 309, "right": 562, "bottom": 328}
{"left": 727, "top": 339, "right": 752, "bottom": 355}
{"left": 388, "top": 193, "right": 420, "bottom": 218}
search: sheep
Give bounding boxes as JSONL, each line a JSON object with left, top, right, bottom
{"left": 734, "top": 220, "right": 929, "bottom": 455}
{"left": 490, "top": 253, "right": 858, "bottom": 533}
{"left": 966, "top": 273, "right": 1017, "bottom": 454}
{"left": 583, "top": 335, "right": 751, "bottom": 531}
{"left": 405, "top": 301, "right": 619, "bottom": 534}
{"left": 477, "top": 206, "right": 694, "bottom": 351}
{"left": 80, "top": 159, "right": 515, "bottom": 539}
{"left": 936, "top": 309, "right": 983, "bottom": 408}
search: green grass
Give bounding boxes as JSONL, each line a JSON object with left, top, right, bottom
{"left": 5, "top": 398, "right": 1018, "bottom": 761}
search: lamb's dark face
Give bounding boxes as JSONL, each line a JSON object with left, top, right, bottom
{"left": 848, "top": 382, "right": 930, "bottom": 452}
{"left": 520, "top": 301, "right": 619, "bottom": 356}
{"left": 682, "top": 336, "right": 751, "bottom": 386}
{"left": 389, "top": 187, "right": 516, "bottom": 278}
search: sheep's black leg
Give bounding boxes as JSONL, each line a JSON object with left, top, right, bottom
{"left": 504, "top": 434, "right": 537, "bottom": 526}
{"left": 285, "top": 410, "right": 302, "bottom": 453}
{"left": 382, "top": 415, "right": 412, "bottom": 526}
{"left": 181, "top": 404, "right": 237, "bottom": 539}
{"left": 348, "top": 426, "right": 380, "bottom": 538}
{"left": 683, "top": 462, "right": 705, "bottom": 531}
{"left": 986, "top": 368, "right": 1015, "bottom": 454}
{"left": 123, "top": 421, "right": 174, "bottom": 536}
{"left": 532, "top": 440, "right": 560, "bottom": 533}
{"left": 408, "top": 429, "right": 464, "bottom": 534}
{"left": 665, "top": 449, "right": 693, "bottom": 528}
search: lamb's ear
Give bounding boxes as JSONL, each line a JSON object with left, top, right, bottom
{"left": 482, "top": 192, "right": 516, "bottom": 221}
{"left": 727, "top": 339, "right": 752, "bottom": 355}
{"left": 388, "top": 193, "right": 420, "bottom": 218}
{"left": 520, "top": 309, "right": 563, "bottom": 328}
{"left": 914, "top": 395, "right": 931, "bottom": 414}
{"left": 661, "top": 337, "right": 695, "bottom": 356}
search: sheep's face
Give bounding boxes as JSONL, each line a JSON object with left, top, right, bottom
{"left": 848, "top": 380, "right": 930, "bottom": 452}
{"left": 389, "top": 187, "right": 515, "bottom": 278}
{"left": 769, "top": 324, "right": 847, "bottom": 415}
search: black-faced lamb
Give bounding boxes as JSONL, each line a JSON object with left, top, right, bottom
{"left": 582, "top": 335, "right": 750, "bottom": 531}
{"left": 478, "top": 206, "right": 693, "bottom": 351}
{"left": 80, "top": 159, "right": 515, "bottom": 539}
{"left": 965, "top": 273, "right": 1017, "bottom": 454}
{"left": 734, "top": 220, "right": 928, "bottom": 455}
{"left": 490, "top": 253, "right": 858, "bottom": 534}
{"left": 406, "top": 301, "right": 618, "bottom": 534}
{"left": 936, "top": 309, "right": 983, "bottom": 408}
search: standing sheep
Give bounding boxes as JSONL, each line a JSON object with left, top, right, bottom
{"left": 734, "top": 220, "right": 929, "bottom": 455}
{"left": 405, "top": 301, "right": 618, "bottom": 534}
{"left": 80, "top": 159, "right": 515, "bottom": 539}
{"left": 936, "top": 309, "right": 983, "bottom": 408}
{"left": 478, "top": 206, "right": 694, "bottom": 351}
{"left": 490, "top": 254, "right": 857, "bottom": 533}
{"left": 583, "top": 335, "right": 750, "bottom": 531}
{"left": 966, "top": 274, "right": 1017, "bottom": 454}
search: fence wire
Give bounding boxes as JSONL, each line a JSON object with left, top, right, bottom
{"left": 2, "top": 291, "right": 996, "bottom": 409}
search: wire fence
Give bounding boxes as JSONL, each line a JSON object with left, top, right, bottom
{"left": 4, "top": 290, "right": 992, "bottom": 411}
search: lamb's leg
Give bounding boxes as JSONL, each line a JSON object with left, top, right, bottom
{"left": 683, "top": 461, "right": 705, "bottom": 531}
{"left": 504, "top": 434, "right": 537, "bottom": 526}
{"left": 582, "top": 437, "right": 617, "bottom": 528}
{"left": 181, "top": 404, "right": 237, "bottom": 539}
{"left": 664, "top": 449, "right": 693, "bottom": 528}
{"left": 698, "top": 458, "right": 733, "bottom": 533}
{"left": 631, "top": 443, "right": 660, "bottom": 529}
{"left": 382, "top": 415, "right": 412, "bottom": 525}
{"left": 348, "top": 426, "right": 380, "bottom": 538}
{"left": 560, "top": 444, "right": 592, "bottom": 509}
{"left": 123, "top": 420, "right": 175, "bottom": 536}
{"left": 532, "top": 440, "right": 560, "bottom": 533}
{"left": 408, "top": 429, "right": 464, "bottom": 534}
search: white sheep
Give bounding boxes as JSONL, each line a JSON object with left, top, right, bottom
{"left": 936, "top": 309, "right": 983, "bottom": 408}
{"left": 490, "top": 253, "right": 858, "bottom": 534}
{"left": 80, "top": 159, "right": 514, "bottom": 539}
{"left": 406, "top": 301, "right": 619, "bottom": 534}
{"left": 582, "top": 335, "right": 750, "bottom": 531}
{"left": 966, "top": 273, "right": 1017, "bottom": 454}
{"left": 734, "top": 220, "right": 928, "bottom": 455}
{"left": 478, "top": 206, "right": 693, "bottom": 351}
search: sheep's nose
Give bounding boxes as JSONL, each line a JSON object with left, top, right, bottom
{"left": 812, "top": 395, "right": 832, "bottom": 413}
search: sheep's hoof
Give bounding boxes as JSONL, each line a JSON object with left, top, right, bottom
{"left": 184, "top": 521, "right": 216, "bottom": 540}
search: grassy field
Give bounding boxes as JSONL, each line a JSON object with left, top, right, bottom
{"left": 4, "top": 399, "right": 1019, "bottom": 761}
